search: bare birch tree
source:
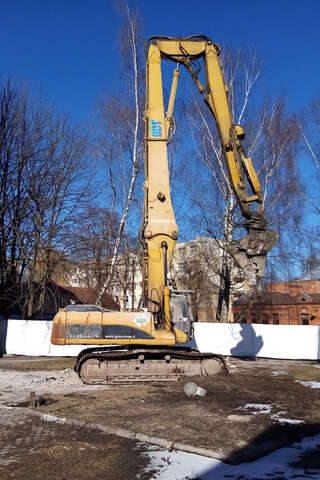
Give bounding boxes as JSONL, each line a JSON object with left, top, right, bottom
{"left": 301, "top": 96, "right": 320, "bottom": 214}
{"left": 184, "top": 48, "right": 302, "bottom": 320}
{"left": 96, "top": 1, "right": 143, "bottom": 305}
{"left": 301, "top": 96, "right": 320, "bottom": 169}
{"left": 67, "top": 205, "right": 120, "bottom": 289}
{"left": 295, "top": 96, "right": 320, "bottom": 268}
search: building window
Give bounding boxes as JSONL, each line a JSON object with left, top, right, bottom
{"left": 301, "top": 313, "right": 309, "bottom": 325}
{"left": 272, "top": 313, "right": 279, "bottom": 325}
{"left": 262, "top": 313, "right": 269, "bottom": 324}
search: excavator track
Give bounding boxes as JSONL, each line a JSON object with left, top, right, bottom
{"left": 75, "top": 345, "right": 227, "bottom": 384}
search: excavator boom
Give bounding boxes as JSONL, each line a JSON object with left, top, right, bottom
{"left": 143, "top": 35, "right": 277, "bottom": 286}
{"left": 51, "top": 35, "right": 277, "bottom": 384}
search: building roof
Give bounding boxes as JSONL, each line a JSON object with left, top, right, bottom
{"left": 61, "top": 286, "right": 120, "bottom": 310}
{"left": 234, "top": 291, "right": 320, "bottom": 306}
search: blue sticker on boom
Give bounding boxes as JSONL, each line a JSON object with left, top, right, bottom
{"left": 151, "top": 120, "right": 162, "bottom": 137}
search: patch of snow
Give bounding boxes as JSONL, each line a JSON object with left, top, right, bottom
{"left": 144, "top": 434, "right": 320, "bottom": 480}
{"left": 240, "top": 403, "right": 272, "bottom": 415}
{"left": 233, "top": 403, "right": 306, "bottom": 426}
{"left": 271, "top": 414, "right": 304, "bottom": 425}
{"left": 296, "top": 380, "right": 320, "bottom": 389}
{"left": 271, "top": 370, "right": 288, "bottom": 376}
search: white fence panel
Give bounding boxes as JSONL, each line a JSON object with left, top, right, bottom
{"left": 4, "top": 319, "right": 96, "bottom": 356}
{"left": 1, "top": 320, "right": 319, "bottom": 360}
{"left": 194, "top": 323, "right": 320, "bottom": 360}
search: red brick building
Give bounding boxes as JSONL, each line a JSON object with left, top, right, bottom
{"left": 233, "top": 280, "right": 320, "bottom": 326}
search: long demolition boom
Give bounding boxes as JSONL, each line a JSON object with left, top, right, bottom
{"left": 140, "top": 35, "right": 277, "bottom": 324}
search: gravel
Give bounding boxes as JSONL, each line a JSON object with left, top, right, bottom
{"left": 0, "top": 368, "right": 110, "bottom": 407}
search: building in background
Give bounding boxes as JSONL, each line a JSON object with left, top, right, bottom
{"left": 171, "top": 237, "right": 251, "bottom": 322}
{"left": 64, "top": 236, "right": 251, "bottom": 321}
{"left": 35, "top": 237, "right": 254, "bottom": 321}
{"left": 233, "top": 280, "right": 320, "bottom": 325}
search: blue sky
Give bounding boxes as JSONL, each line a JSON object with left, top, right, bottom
{"left": 1, "top": 0, "right": 319, "bottom": 122}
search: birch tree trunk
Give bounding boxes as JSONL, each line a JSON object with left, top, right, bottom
{"left": 96, "top": 2, "right": 141, "bottom": 306}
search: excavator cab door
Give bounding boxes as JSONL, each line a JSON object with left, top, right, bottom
{"left": 170, "top": 291, "right": 193, "bottom": 338}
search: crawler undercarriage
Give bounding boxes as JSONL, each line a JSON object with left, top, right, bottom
{"left": 75, "top": 346, "right": 227, "bottom": 385}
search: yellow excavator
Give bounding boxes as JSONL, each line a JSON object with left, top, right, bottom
{"left": 51, "top": 36, "right": 277, "bottom": 384}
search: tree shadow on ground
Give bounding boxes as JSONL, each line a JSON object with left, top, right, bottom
{"left": 189, "top": 422, "right": 320, "bottom": 480}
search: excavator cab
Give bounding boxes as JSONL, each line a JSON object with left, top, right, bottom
{"left": 170, "top": 291, "right": 194, "bottom": 337}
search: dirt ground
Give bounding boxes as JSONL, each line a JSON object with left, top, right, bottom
{"left": 0, "top": 407, "right": 150, "bottom": 480}
{"left": 34, "top": 358, "right": 320, "bottom": 459}
{"left": 0, "top": 355, "right": 320, "bottom": 478}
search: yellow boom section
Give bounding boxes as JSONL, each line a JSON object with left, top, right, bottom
{"left": 141, "top": 42, "right": 179, "bottom": 324}
{"left": 153, "top": 36, "right": 263, "bottom": 218}
{"left": 141, "top": 35, "right": 277, "bottom": 301}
